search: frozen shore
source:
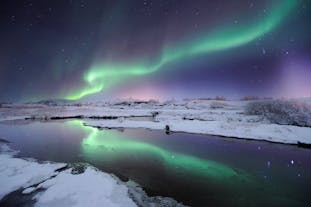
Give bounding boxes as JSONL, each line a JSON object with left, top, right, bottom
{"left": 0, "top": 144, "right": 185, "bottom": 207}
{"left": 0, "top": 99, "right": 310, "bottom": 144}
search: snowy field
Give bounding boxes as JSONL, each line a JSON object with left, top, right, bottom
{"left": 0, "top": 98, "right": 311, "bottom": 144}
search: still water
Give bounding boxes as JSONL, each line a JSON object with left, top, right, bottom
{"left": 0, "top": 120, "right": 310, "bottom": 207}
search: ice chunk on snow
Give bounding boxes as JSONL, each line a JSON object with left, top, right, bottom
{"left": 22, "top": 187, "right": 36, "bottom": 194}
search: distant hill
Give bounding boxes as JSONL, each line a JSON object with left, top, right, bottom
{"left": 295, "top": 97, "right": 311, "bottom": 104}
{"left": 30, "top": 99, "right": 75, "bottom": 106}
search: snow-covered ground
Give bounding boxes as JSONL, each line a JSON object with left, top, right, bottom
{"left": 0, "top": 144, "right": 185, "bottom": 207}
{"left": 0, "top": 99, "right": 310, "bottom": 144}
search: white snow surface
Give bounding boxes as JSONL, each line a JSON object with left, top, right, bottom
{"left": 1, "top": 99, "right": 311, "bottom": 144}
{"left": 0, "top": 145, "right": 66, "bottom": 200}
{"left": 33, "top": 168, "right": 137, "bottom": 207}
{"left": 84, "top": 119, "right": 311, "bottom": 144}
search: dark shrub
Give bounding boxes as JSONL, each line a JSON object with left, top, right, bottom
{"left": 245, "top": 99, "right": 311, "bottom": 127}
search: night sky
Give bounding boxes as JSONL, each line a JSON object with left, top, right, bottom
{"left": 0, "top": 0, "right": 311, "bottom": 102}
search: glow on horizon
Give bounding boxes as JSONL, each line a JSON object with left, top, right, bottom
{"left": 116, "top": 85, "right": 164, "bottom": 101}
{"left": 281, "top": 57, "right": 311, "bottom": 98}
{"left": 65, "top": 0, "right": 297, "bottom": 100}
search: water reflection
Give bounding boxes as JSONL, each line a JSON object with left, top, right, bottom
{"left": 66, "top": 120, "right": 248, "bottom": 181}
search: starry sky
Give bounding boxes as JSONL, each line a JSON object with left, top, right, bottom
{"left": 0, "top": 0, "right": 311, "bottom": 102}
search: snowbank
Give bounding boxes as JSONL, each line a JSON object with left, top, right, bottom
{"left": 84, "top": 119, "right": 311, "bottom": 144}
{"left": 0, "top": 145, "right": 66, "bottom": 200}
{"left": 33, "top": 168, "right": 137, "bottom": 207}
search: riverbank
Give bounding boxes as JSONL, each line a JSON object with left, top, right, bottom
{"left": 1, "top": 99, "right": 310, "bottom": 145}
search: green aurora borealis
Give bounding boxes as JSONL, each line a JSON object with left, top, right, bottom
{"left": 65, "top": 0, "right": 297, "bottom": 100}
